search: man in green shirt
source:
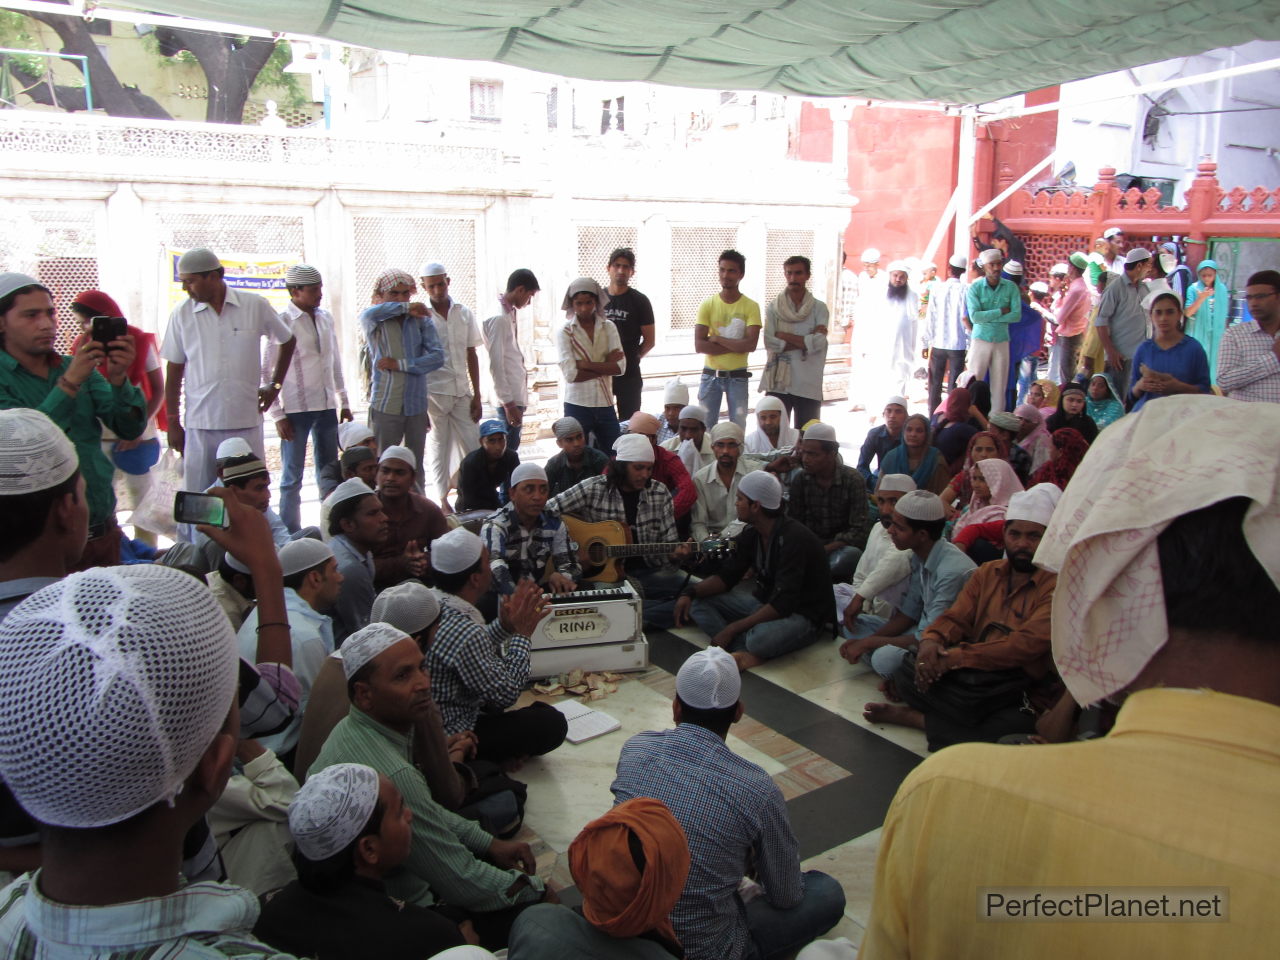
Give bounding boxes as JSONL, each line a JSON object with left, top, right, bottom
{"left": 964, "top": 249, "right": 1021, "bottom": 414}
{"left": 309, "top": 622, "right": 553, "bottom": 948}
{"left": 0, "top": 273, "right": 144, "bottom": 567}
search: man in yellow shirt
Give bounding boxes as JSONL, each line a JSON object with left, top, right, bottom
{"left": 861, "top": 396, "right": 1280, "bottom": 959}
{"left": 695, "top": 249, "right": 761, "bottom": 430}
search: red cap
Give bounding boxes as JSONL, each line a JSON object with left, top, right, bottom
{"left": 72, "top": 289, "right": 124, "bottom": 317}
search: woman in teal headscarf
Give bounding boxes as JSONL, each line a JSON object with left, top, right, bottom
{"left": 878, "top": 413, "right": 951, "bottom": 495}
{"left": 1184, "top": 259, "right": 1231, "bottom": 385}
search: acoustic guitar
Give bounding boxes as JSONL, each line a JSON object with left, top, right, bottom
{"left": 561, "top": 515, "right": 735, "bottom": 583}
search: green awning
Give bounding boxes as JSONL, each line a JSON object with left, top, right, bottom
{"left": 122, "top": 0, "right": 1280, "bottom": 101}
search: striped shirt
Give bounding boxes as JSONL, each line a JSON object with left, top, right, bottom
{"left": 309, "top": 707, "right": 544, "bottom": 911}
{"left": 480, "top": 502, "right": 581, "bottom": 595}
{"left": 922, "top": 277, "right": 970, "bottom": 352}
{"left": 1217, "top": 320, "right": 1280, "bottom": 403}
{"left": 359, "top": 303, "right": 446, "bottom": 417}
{"left": 548, "top": 475, "right": 677, "bottom": 570}
{"left": 428, "top": 594, "right": 531, "bottom": 734}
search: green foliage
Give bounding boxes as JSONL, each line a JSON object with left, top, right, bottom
{"left": 251, "top": 40, "right": 307, "bottom": 109}
{"left": 0, "top": 11, "right": 48, "bottom": 77}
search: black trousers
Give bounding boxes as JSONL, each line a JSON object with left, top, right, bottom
{"left": 474, "top": 701, "right": 568, "bottom": 764}
{"left": 892, "top": 653, "right": 1036, "bottom": 752}
{"left": 614, "top": 375, "right": 644, "bottom": 422}
{"left": 927, "top": 349, "right": 966, "bottom": 414}
{"left": 766, "top": 391, "right": 822, "bottom": 431}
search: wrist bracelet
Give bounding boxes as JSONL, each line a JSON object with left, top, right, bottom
{"left": 58, "top": 376, "right": 80, "bottom": 393}
{"left": 256, "top": 621, "right": 291, "bottom": 632}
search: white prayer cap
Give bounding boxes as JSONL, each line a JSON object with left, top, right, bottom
{"left": 860, "top": 248, "right": 881, "bottom": 264}
{"left": 884, "top": 395, "right": 908, "bottom": 411}
{"left": 1026, "top": 481, "right": 1063, "bottom": 509}
{"left": 0, "top": 272, "right": 41, "bottom": 301}
{"left": 663, "top": 379, "right": 690, "bottom": 406}
{"left": 279, "top": 538, "right": 334, "bottom": 577}
{"left": 371, "top": 581, "right": 440, "bottom": 637}
{"left": 676, "top": 647, "right": 740, "bottom": 710}
{"left": 553, "top": 416, "right": 584, "bottom": 440}
{"left": 1125, "top": 247, "right": 1152, "bottom": 264}
{"left": 1005, "top": 488, "right": 1056, "bottom": 528}
{"left": 1003, "top": 260, "right": 1024, "bottom": 276}
{"left": 338, "top": 422, "right": 375, "bottom": 451}
{"left": 1050, "top": 262, "right": 1070, "bottom": 276}
{"left": 1029, "top": 281, "right": 1050, "bottom": 294}
{"left": 342, "top": 622, "right": 413, "bottom": 680}
{"left": 948, "top": 253, "right": 968, "bottom": 269}
{"left": 1102, "top": 226, "right": 1125, "bottom": 239}
{"left": 876, "top": 474, "right": 916, "bottom": 494}
{"left": 177, "top": 248, "right": 222, "bottom": 273}
{"left": 561, "top": 277, "right": 603, "bottom": 311}
{"left": 510, "top": 462, "right": 548, "bottom": 488}
{"left": 431, "top": 527, "right": 483, "bottom": 575}
{"left": 955, "top": 370, "right": 977, "bottom": 388}
{"left": 738, "top": 470, "right": 782, "bottom": 509}
{"left": 802, "top": 422, "right": 837, "bottom": 443}
{"left": 678, "top": 405, "right": 707, "bottom": 425}
{"left": 0, "top": 409, "right": 78, "bottom": 494}
{"left": 324, "top": 478, "right": 375, "bottom": 512}
{"left": 613, "top": 433, "right": 654, "bottom": 464}
{"left": 755, "top": 396, "right": 786, "bottom": 415}
{"left": 895, "top": 490, "right": 944, "bottom": 522}
{"left": 887, "top": 260, "right": 910, "bottom": 274}
{"left": 290, "top": 763, "right": 380, "bottom": 862}
{"left": 286, "top": 264, "right": 322, "bottom": 286}
{"left": 224, "top": 551, "right": 251, "bottom": 574}
{"left": 418, "top": 262, "right": 447, "bottom": 278}
{"left": 0, "top": 566, "right": 238, "bottom": 828}
{"left": 709, "top": 422, "right": 744, "bottom": 445}
{"left": 977, "top": 248, "right": 1002, "bottom": 266}
{"left": 379, "top": 445, "right": 416, "bottom": 470}
{"left": 216, "top": 437, "right": 254, "bottom": 460}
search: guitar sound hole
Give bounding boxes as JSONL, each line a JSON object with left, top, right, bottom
{"left": 585, "top": 541, "right": 608, "bottom": 566}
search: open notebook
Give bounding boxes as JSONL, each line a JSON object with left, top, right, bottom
{"left": 553, "top": 699, "right": 622, "bottom": 744}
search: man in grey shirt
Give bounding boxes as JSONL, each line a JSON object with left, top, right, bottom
{"left": 1095, "top": 247, "right": 1152, "bottom": 393}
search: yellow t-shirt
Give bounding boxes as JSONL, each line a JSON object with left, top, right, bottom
{"left": 696, "top": 294, "right": 761, "bottom": 371}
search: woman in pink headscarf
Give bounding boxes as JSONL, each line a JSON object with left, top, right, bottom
{"left": 953, "top": 459, "right": 1024, "bottom": 534}
{"left": 1014, "top": 402, "right": 1054, "bottom": 473}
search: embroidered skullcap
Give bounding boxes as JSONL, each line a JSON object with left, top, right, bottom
{"left": 738, "top": 470, "right": 782, "bottom": 510}
{"left": 977, "top": 248, "right": 1001, "bottom": 266}
{"left": 989, "top": 411, "right": 1022, "bottom": 433}
{"left": 861, "top": 248, "right": 881, "bottom": 264}
{"left": 561, "top": 277, "right": 604, "bottom": 313}
{"left": 221, "top": 455, "right": 268, "bottom": 482}
{"left": 678, "top": 405, "right": 707, "bottom": 425}
{"left": 1050, "top": 262, "right": 1069, "bottom": 276}
{"left": 663, "top": 379, "right": 689, "bottom": 405}
{"left": 885, "top": 395, "right": 908, "bottom": 411}
{"left": 418, "top": 262, "right": 447, "bottom": 278}
{"left": 895, "top": 490, "right": 945, "bottom": 522}
{"left": 374, "top": 269, "right": 415, "bottom": 295}
{"left": 431, "top": 527, "right": 483, "bottom": 575}
{"left": 1125, "top": 247, "right": 1152, "bottom": 264}
{"left": 341, "top": 622, "right": 413, "bottom": 680}
{"left": 290, "top": 762, "right": 380, "bottom": 861}
{"left": 1036, "top": 396, "right": 1280, "bottom": 705}
{"left": 285, "top": 264, "right": 322, "bottom": 286}
{"left": 371, "top": 581, "right": 441, "bottom": 637}
{"left": 479, "top": 420, "right": 506, "bottom": 439}
{"left": 510, "top": 462, "right": 547, "bottom": 488}
{"left": 1103, "top": 226, "right": 1124, "bottom": 239}
{"left": 278, "top": 538, "right": 334, "bottom": 578}
{"left": 177, "top": 248, "right": 222, "bottom": 273}
{"left": 755, "top": 396, "right": 786, "bottom": 415}
{"left": 1069, "top": 252, "right": 1091, "bottom": 271}
{"left": 709, "top": 422, "right": 744, "bottom": 445}
{"left": 338, "top": 422, "right": 375, "bottom": 451}
{"left": 1029, "top": 281, "right": 1050, "bottom": 294}
{"left": 613, "top": 433, "right": 654, "bottom": 463}
{"left": 0, "top": 272, "right": 41, "bottom": 301}
{"left": 0, "top": 409, "right": 78, "bottom": 494}
{"left": 324, "top": 478, "right": 374, "bottom": 512}
{"left": 948, "top": 253, "right": 967, "bottom": 268}
{"left": 216, "top": 437, "right": 254, "bottom": 460}
{"left": 379, "top": 445, "right": 416, "bottom": 470}
{"left": 676, "top": 646, "right": 740, "bottom": 709}
{"left": 0, "top": 566, "right": 238, "bottom": 828}
{"left": 627, "top": 412, "right": 660, "bottom": 436}
{"left": 887, "top": 260, "right": 910, "bottom": 274}
{"left": 553, "top": 416, "right": 584, "bottom": 440}
{"left": 1003, "top": 260, "right": 1024, "bottom": 276}
{"left": 802, "top": 422, "right": 837, "bottom": 443}
{"left": 1005, "top": 488, "right": 1056, "bottom": 528}
{"left": 876, "top": 474, "right": 916, "bottom": 494}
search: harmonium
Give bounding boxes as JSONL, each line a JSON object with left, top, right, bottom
{"left": 528, "top": 581, "right": 648, "bottom": 678}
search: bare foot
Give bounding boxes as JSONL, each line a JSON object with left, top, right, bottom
{"left": 863, "top": 701, "right": 925, "bottom": 730}
{"left": 731, "top": 650, "right": 766, "bottom": 672}
{"left": 500, "top": 755, "right": 529, "bottom": 773}
{"left": 877, "top": 677, "right": 902, "bottom": 702}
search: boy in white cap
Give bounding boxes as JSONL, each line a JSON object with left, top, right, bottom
{"left": 429, "top": 527, "right": 567, "bottom": 764}
{"left": 695, "top": 249, "right": 760, "bottom": 429}
{"left": 455, "top": 419, "right": 520, "bottom": 513}
{"left": 964, "top": 247, "right": 1020, "bottom": 415}
{"left": 657, "top": 378, "right": 689, "bottom": 444}
{"left": 922, "top": 253, "right": 970, "bottom": 414}
{"left": 661, "top": 403, "right": 713, "bottom": 475}
{"left": 481, "top": 462, "right": 580, "bottom": 595}
{"left": 1095, "top": 246, "right": 1153, "bottom": 391}
{"left": 855, "top": 395, "right": 908, "bottom": 485}
{"left": 676, "top": 470, "right": 833, "bottom": 671}
{"left": 839, "top": 488, "right": 975, "bottom": 676}
{"left": 268, "top": 263, "right": 352, "bottom": 534}
{"left": 372, "top": 445, "right": 448, "bottom": 590}
{"left": 612, "top": 646, "right": 844, "bottom": 960}
{"left": 545, "top": 416, "right": 609, "bottom": 496}
{"left": 324, "top": 478, "right": 388, "bottom": 642}
{"left": 788, "top": 421, "right": 869, "bottom": 581}
{"left": 836, "top": 473, "right": 915, "bottom": 631}
{"left": 253, "top": 763, "right": 471, "bottom": 959}
{"left": 310, "top": 622, "right": 553, "bottom": 945}
{"left": 420, "top": 262, "right": 484, "bottom": 506}
{"left": 162, "top": 247, "right": 297, "bottom": 504}
{"left": 745, "top": 395, "right": 799, "bottom": 454}
{"left": 556, "top": 277, "right": 625, "bottom": 453}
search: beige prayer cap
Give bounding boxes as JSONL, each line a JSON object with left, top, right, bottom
{"left": 628, "top": 412, "right": 660, "bottom": 436}
{"left": 290, "top": 763, "right": 380, "bottom": 861}
{"left": 177, "top": 248, "right": 221, "bottom": 273}
{"left": 709, "top": 422, "right": 744, "bottom": 445}
{"left": 876, "top": 474, "right": 916, "bottom": 494}
{"left": 895, "top": 490, "right": 945, "bottom": 521}
{"left": 0, "top": 409, "right": 78, "bottom": 494}
{"left": 755, "top": 396, "right": 786, "bottom": 415}
{"left": 1036, "top": 396, "right": 1280, "bottom": 705}
{"left": 342, "top": 622, "right": 413, "bottom": 680}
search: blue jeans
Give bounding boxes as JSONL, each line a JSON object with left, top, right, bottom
{"left": 691, "top": 583, "right": 821, "bottom": 660}
{"left": 745, "top": 870, "right": 846, "bottom": 960}
{"left": 497, "top": 403, "right": 525, "bottom": 455}
{"left": 629, "top": 565, "right": 696, "bottom": 630}
{"left": 840, "top": 614, "right": 912, "bottom": 677}
{"left": 699, "top": 371, "right": 749, "bottom": 428}
{"left": 564, "top": 402, "right": 620, "bottom": 454}
{"left": 828, "top": 545, "right": 862, "bottom": 582}
{"left": 279, "top": 409, "right": 339, "bottom": 533}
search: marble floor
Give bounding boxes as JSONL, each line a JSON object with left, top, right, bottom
{"left": 509, "top": 628, "right": 928, "bottom": 951}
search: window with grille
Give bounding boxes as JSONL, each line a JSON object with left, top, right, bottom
{"left": 470, "top": 80, "right": 502, "bottom": 121}
{"left": 764, "top": 229, "right": 816, "bottom": 304}
{"left": 576, "top": 224, "right": 639, "bottom": 281}
{"left": 669, "top": 226, "right": 739, "bottom": 331}
{"left": 351, "top": 215, "right": 478, "bottom": 312}
{"left": 154, "top": 211, "right": 306, "bottom": 257}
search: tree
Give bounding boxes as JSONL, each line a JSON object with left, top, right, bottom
{"left": 153, "top": 27, "right": 278, "bottom": 124}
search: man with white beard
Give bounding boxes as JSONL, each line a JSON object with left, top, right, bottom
{"left": 851, "top": 262, "right": 918, "bottom": 416}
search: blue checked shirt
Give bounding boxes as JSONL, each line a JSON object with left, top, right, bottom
{"left": 480, "top": 502, "right": 581, "bottom": 595}
{"left": 427, "top": 594, "right": 531, "bottom": 735}
{"left": 548, "top": 475, "right": 677, "bottom": 570}
{"left": 611, "top": 724, "right": 805, "bottom": 960}
{"left": 360, "top": 303, "right": 446, "bottom": 417}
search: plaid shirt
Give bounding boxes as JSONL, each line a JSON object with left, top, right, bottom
{"left": 611, "top": 724, "right": 805, "bottom": 960}
{"left": 480, "top": 502, "right": 581, "bottom": 595}
{"left": 0, "top": 872, "right": 294, "bottom": 958}
{"left": 548, "top": 475, "right": 677, "bottom": 569}
{"left": 787, "top": 464, "right": 869, "bottom": 548}
{"left": 427, "top": 594, "right": 530, "bottom": 735}
{"left": 1218, "top": 320, "right": 1280, "bottom": 402}
{"left": 359, "top": 302, "right": 446, "bottom": 417}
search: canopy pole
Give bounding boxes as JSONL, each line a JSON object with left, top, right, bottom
{"left": 921, "top": 185, "right": 960, "bottom": 265}
{"left": 952, "top": 109, "right": 977, "bottom": 260}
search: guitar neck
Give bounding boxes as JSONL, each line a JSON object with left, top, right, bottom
{"left": 604, "top": 541, "right": 683, "bottom": 559}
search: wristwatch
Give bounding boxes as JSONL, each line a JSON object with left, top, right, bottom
{"left": 266, "top": 381, "right": 282, "bottom": 391}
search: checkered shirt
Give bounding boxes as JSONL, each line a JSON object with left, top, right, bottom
{"left": 480, "top": 502, "right": 581, "bottom": 595}
{"left": 427, "top": 594, "right": 530, "bottom": 735}
{"left": 547, "top": 475, "right": 677, "bottom": 569}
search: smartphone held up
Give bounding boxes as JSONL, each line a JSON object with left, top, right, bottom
{"left": 173, "top": 491, "right": 230, "bottom": 529}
